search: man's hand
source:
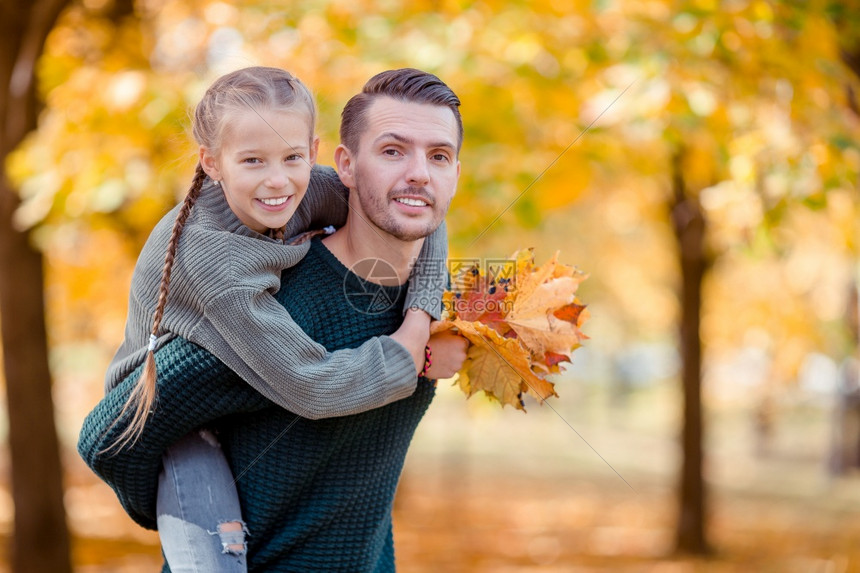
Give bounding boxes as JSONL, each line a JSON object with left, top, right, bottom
{"left": 423, "top": 330, "right": 469, "bottom": 380}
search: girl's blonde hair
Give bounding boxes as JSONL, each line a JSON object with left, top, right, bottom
{"left": 110, "top": 67, "right": 316, "bottom": 450}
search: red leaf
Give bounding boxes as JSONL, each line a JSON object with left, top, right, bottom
{"left": 553, "top": 303, "right": 587, "bottom": 325}
{"left": 545, "top": 351, "right": 569, "bottom": 367}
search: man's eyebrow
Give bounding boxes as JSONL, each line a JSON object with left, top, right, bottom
{"left": 374, "top": 132, "right": 456, "bottom": 150}
{"left": 374, "top": 132, "right": 412, "bottom": 146}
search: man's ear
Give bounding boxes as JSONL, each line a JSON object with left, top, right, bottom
{"left": 334, "top": 144, "right": 356, "bottom": 189}
{"left": 199, "top": 147, "right": 221, "bottom": 181}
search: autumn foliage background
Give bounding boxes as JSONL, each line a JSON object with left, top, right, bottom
{"left": 2, "top": 0, "right": 860, "bottom": 571}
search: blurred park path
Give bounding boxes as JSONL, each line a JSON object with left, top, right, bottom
{"left": 38, "top": 376, "right": 860, "bottom": 572}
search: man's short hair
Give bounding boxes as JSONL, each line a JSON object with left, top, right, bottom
{"left": 340, "top": 68, "right": 463, "bottom": 154}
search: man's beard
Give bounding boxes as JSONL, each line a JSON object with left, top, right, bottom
{"left": 354, "top": 171, "right": 445, "bottom": 242}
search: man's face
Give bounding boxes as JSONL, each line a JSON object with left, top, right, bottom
{"left": 336, "top": 97, "right": 460, "bottom": 242}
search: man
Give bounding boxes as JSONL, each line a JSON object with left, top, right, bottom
{"left": 79, "top": 68, "right": 468, "bottom": 571}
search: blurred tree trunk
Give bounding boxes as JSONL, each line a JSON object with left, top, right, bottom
{"left": 0, "top": 1, "right": 73, "bottom": 572}
{"left": 669, "top": 149, "right": 711, "bottom": 555}
{"left": 831, "top": 11, "right": 860, "bottom": 477}
{"left": 838, "top": 12, "right": 860, "bottom": 114}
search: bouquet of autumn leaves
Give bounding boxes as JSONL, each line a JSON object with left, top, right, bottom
{"left": 431, "top": 249, "right": 589, "bottom": 410}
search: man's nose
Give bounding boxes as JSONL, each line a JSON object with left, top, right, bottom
{"left": 405, "top": 155, "right": 430, "bottom": 186}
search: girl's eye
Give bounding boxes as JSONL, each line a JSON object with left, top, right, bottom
{"left": 286, "top": 154, "right": 301, "bottom": 161}
{"left": 243, "top": 157, "right": 262, "bottom": 164}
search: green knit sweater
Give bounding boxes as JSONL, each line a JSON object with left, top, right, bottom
{"left": 78, "top": 238, "right": 436, "bottom": 571}
{"left": 106, "top": 165, "right": 446, "bottom": 417}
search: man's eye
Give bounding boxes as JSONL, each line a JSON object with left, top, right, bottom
{"left": 432, "top": 154, "right": 449, "bottom": 162}
{"left": 383, "top": 149, "right": 400, "bottom": 156}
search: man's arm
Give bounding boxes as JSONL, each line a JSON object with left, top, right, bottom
{"left": 78, "top": 337, "right": 271, "bottom": 529}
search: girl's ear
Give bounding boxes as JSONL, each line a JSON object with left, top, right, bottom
{"left": 309, "top": 136, "right": 320, "bottom": 168}
{"left": 199, "top": 147, "right": 221, "bottom": 181}
{"left": 333, "top": 144, "right": 355, "bottom": 189}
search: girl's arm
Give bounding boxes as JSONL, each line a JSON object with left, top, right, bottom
{"left": 404, "top": 220, "right": 447, "bottom": 320}
{"left": 284, "top": 165, "right": 349, "bottom": 233}
{"left": 199, "top": 285, "right": 425, "bottom": 419}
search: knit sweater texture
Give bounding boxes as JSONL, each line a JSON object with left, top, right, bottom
{"left": 78, "top": 238, "right": 436, "bottom": 571}
{"left": 105, "top": 165, "right": 446, "bottom": 417}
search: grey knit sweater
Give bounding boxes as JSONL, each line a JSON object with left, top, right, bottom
{"left": 105, "top": 165, "right": 447, "bottom": 418}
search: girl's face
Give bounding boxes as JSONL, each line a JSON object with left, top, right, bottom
{"left": 200, "top": 107, "right": 318, "bottom": 234}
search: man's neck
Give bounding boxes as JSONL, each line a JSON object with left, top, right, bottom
{"left": 322, "top": 218, "right": 424, "bottom": 287}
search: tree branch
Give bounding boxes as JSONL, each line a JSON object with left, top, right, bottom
{"left": 3, "top": 0, "right": 71, "bottom": 151}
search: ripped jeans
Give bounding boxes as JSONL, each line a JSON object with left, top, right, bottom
{"left": 157, "top": 429, "right": 248, "bottom": 572}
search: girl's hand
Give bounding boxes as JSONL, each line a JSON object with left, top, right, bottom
{"left": 390, "top": 309, "right": 431, "bottom": 374}
{"left": 423, "top": 330, "right": 469, "bottom": 380}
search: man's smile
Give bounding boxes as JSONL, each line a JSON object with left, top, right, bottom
{"left": 394, "top": 197, "right": 429, "bottom": 207}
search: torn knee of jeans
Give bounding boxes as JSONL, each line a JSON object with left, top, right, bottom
{"left": 211, "top": 520, "right": 248, "bottom": 555}
{"left": 197, "top": 429, "right": 221, "bottom": 448}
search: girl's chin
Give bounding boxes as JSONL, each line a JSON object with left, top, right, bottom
{"left": 264, "top": 209, "right": 300, "bottom": 230}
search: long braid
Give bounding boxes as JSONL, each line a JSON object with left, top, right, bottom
{"left": 271, "top": 225, "right": 286, "bottom": 243}
{"left": 107, "top": 164, "right": 208, "bottom": 451}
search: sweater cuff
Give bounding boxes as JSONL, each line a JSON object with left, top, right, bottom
{"left": 378, "top": 336, "right": 420, "bottom": 401}
{"left": 403, "top": 293, "right": 443, "bottom": 321}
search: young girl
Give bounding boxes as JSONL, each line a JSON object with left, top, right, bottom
{"left": 104, "top": 67, "right": 448, "bottom": 571}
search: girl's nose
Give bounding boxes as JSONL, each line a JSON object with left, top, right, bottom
{"left": 265, "top": 166, "right": 289, "bottom": 189}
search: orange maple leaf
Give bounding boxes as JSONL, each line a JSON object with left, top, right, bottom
{"left": 434, "top": 249, "right": 588, "bottom": 411}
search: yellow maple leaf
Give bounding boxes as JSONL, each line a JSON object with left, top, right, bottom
{"left": 510, "top": 248, "right": 556, "bottom": 304}
{"left": 507, "top": 316, "right": 585, "bottom": 362}
{"left": 507, "top": 254, "right": 587, "bottom": 361}
{"left": 510, "top": 276, "right": 580, "bottom": 319}
{"left": 452, "top": 320, "right": 557, "bottom": 408}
